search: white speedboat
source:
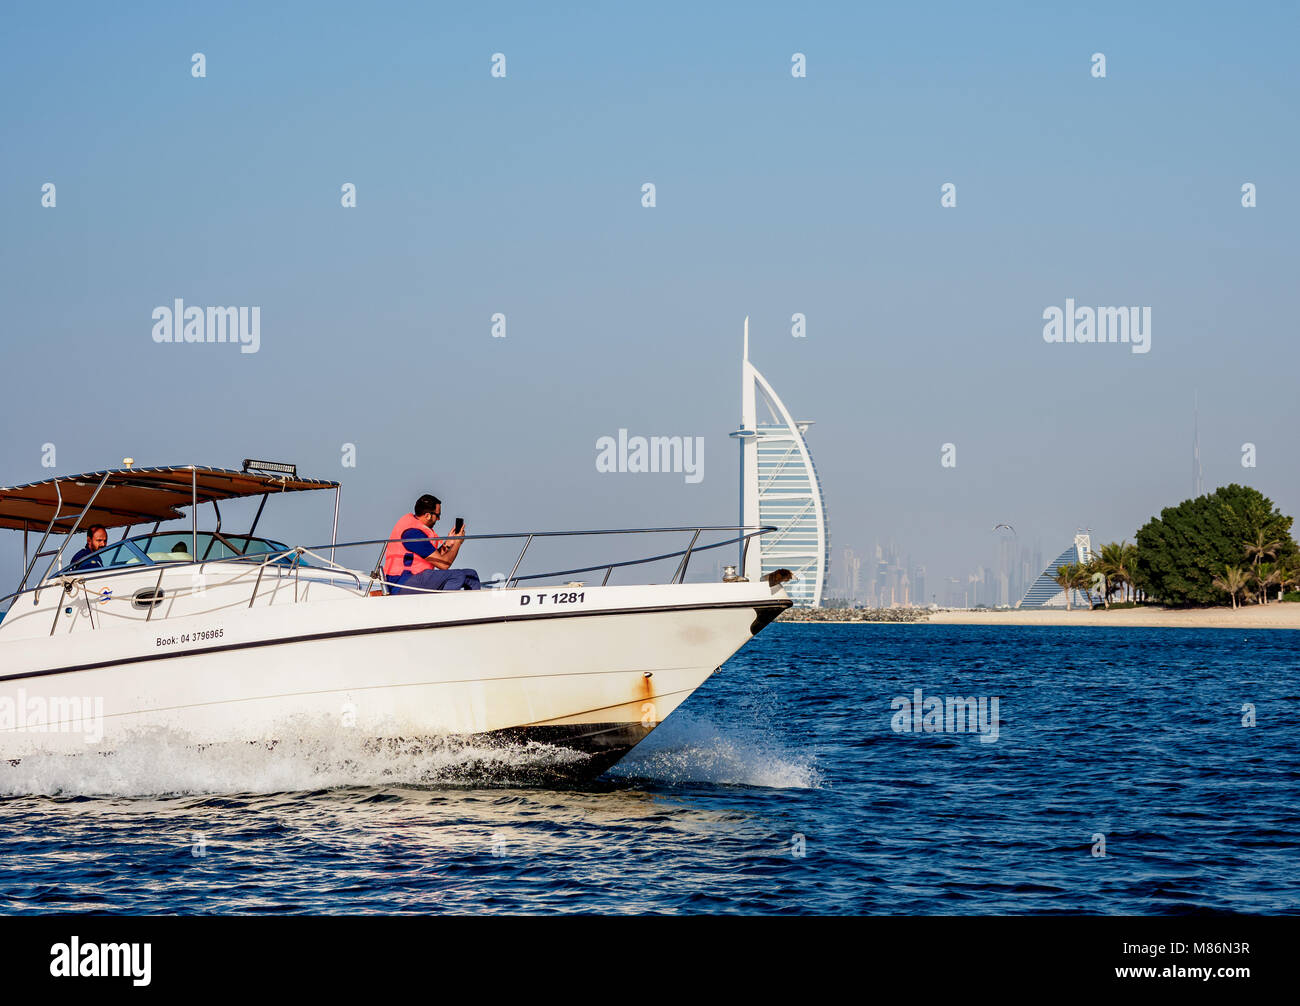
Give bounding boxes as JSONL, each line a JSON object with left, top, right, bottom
{"left": 0, "top": 461, "right": 790, "bottom": 781}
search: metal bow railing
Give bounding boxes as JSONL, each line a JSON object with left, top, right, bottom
{"left": 0, "top": 525, "right": 774, "bottom": 632}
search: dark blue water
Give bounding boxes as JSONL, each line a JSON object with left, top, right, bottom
{"left": 2, "top": 624, "right": 1297, "bottom": 914}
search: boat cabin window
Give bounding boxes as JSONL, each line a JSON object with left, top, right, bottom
{"left": 62, "top": 539, "right": 149, "bottom": 573}
{"left": 129, "top": 532, "right": 290, "bottom": 562}
{"left": 59, "top": 532, "right": 294, "bottom": 574}
{"left": 213, "top": 536, "right": 291, "bottom": 559}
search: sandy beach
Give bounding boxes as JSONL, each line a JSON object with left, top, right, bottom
{"left": 925, "top": 605, "right": 1300, "bottom": 630}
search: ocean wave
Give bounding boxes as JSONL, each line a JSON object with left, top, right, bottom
{"left": 611, "top": 711, "right": 824, "bottom": 789}
{"left": 0, "top": 730, "right": 591, "bottom": 798}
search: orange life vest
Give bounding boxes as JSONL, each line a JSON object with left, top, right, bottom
{"left": 383, "top": 514, "right": 440, "bottom": 579}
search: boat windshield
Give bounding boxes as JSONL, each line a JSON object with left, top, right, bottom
{"left": 59, "top": 532, "right": 295, "bottom": 574}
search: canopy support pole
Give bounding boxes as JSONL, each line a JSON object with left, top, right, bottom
{"left": 330, "top": 487, "right": 340, "bottom": 563}
{"left": 40, "top": 471, "right": 112, "bottom": 590}
{"left": 247, "top": 494, "right": 269, "bottom": 539}
{"left": 17, "top": 481, "right": 62, "bottom": 597}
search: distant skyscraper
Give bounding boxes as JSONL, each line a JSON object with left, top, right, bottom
{"left": 732, "top": 319, "right": 831, "bottom": 607}
{"left": 996, "top": 538, "right": 1015, "bottom": 607}
{"left": 870, "top": 540, "right": 916, "bottom": 607}
{"left": 840, "top": 547, "right": 862, "bottom": 601}
{"left": 873, "top": 543, "right": 888, "bottom": 607}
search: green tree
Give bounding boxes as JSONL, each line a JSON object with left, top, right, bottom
{"left": 1244, "top": 529, "right": 1286, "bottom": 604}
{"left": 1121, "top": 542, "right": 1139, "bottom": 602}
{"left": 1084, "top": 555, "right": 1108, "bottom": 608}
{"left": 1257, "top": 561, "right": 1283, "bottom": 605}
{"left": 1064, "top": 562, "right": 1097, "bottom": 608}
{"left": 1054, "top": 562, "right": 1078, "bottom": 611}
{"left": 1280, "top": 556, "right": 1300, "bottom": 600}
{"left": 1076, "top": 562, "right": 1098, "bottom": 608}
{"left": 1091, "top": 542, "right": 1133, "bottom": 608}
{"left": 1133, "top": 484, "right": 1297, "bottom": 606}
{"left": 1211, "top": 566, "right": 1251, "bottom": 610}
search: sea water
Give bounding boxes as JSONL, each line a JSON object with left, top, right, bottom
{"left": 0, "top": 624, "right": 1296, "bottom": 914}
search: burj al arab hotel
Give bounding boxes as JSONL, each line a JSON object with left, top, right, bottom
{"left": 731, "top": 320, "right": 831, "bottom": 607}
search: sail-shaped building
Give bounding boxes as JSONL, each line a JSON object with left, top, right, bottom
{"left": 731, "top": 320, "right": 830, "bottom": 607}
{"left": 1017, "top": 532, "right": 1093, "bottom": 608}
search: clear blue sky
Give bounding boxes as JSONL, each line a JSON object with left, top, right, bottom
{"left": 2, "top": 1, "right": 1297, "bottom": 591}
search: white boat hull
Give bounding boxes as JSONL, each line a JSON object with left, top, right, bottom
{"left": 0, "top": 581, "right": 789, "bottom": 780}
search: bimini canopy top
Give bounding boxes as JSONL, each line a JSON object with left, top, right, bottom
{"left": 0, "top": 466, "right": 339, "bottom": 534}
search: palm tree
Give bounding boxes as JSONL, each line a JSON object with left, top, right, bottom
{"left": 1074, "top": 563, "right": 1099, "bottom": 608}
{"left": 1212, "top": 566, "right": 1251, "bottom": 610}
{"left": 1088, "top": 556, "right": 1111, "bottom": 609}
{"left": 1280, "top": 558, "right": 1300, "bottom": 601}
{"left": 1244, "top": 529, "right": 1285, "bottom": 604}
{"left": 1121, "top": 542, "right": 1139, "bottom": 602}
{"left": 1054, "top": 563, "right": 1078, "bottom": 611}
{"left": 1094, "top": 542, "right": 1132, "bottom": 607}
{"left": 1257, "top": 562, "right": 1283, "bottom": 605}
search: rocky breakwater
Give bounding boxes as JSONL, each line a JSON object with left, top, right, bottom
{"left": 777, "top": 606, "right": 931, "bottom": 623}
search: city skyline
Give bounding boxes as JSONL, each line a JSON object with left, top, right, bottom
{"left": 834, "top": 533, "right": 1122, "bottom": 609}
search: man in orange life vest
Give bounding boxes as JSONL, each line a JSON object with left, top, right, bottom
{"left": 383, "top": 494, "right": 482, "bottom": 594}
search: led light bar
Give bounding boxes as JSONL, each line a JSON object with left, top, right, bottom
{"left": 242, "top": 459, "right": 297, "bottom": 478}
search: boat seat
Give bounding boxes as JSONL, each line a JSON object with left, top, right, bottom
{"left": 148, "top": 552, "right": 193, "bottom": 562}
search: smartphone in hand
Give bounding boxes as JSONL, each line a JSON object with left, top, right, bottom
{"left": 453, "top": 517, "right": 464, "bottom": 535}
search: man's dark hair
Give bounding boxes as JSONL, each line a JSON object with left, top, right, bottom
{"left": 414, "top": 494, "right": 441, "bottom": 518}
{"left": 86, "top": 524, "right": 106, "bottom": 541}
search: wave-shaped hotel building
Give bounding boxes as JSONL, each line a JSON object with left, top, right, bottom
{"left": 1017, "top": 532, "right": 1093, "bottom": 608}
{"left": 731, "top": 321, "right": 830, "bottom": 607}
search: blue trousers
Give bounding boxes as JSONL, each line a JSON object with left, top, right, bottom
{"left": 391, "top": 568, "right": 482, "bottom": 594}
